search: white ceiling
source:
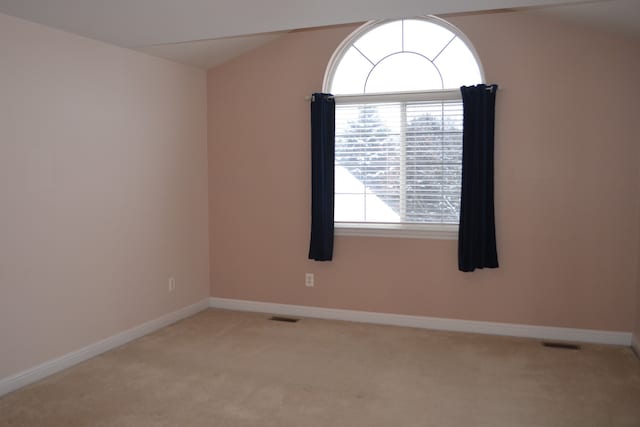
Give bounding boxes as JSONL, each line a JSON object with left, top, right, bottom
{"left": 137, "top": 32, "right": 287, "bottom": 70}
{"left": 0, "top": 0, "right": 637, "bottom": 69}
{"left": 534, "top": 0, "right": 640, "bottom": 40}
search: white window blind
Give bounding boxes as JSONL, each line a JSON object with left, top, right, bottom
{"left": 334, "top": 96, "right": 463, "bottom": 225}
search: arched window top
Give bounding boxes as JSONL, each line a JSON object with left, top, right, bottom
{"left": 324, "top": 17, "right": 484, "bottom": 95}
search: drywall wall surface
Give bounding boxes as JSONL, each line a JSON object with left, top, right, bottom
{"left": 636, "top": 183, "right": 640, "bottom": 347}
{"left": 0, "top": 13, "right": 209, "bottom": 378}
{"left": 207, "top": 13, "right": 640, "bottom": 332}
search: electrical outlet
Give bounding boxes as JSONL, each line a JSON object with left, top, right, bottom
{"left": 305, "top": 273, "right": 314, "bottom": 287}
{"left": 168, "top": 277, "right": 176, "bottom": 292}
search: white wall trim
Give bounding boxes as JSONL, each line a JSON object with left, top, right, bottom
{"left": 335, "top": 223, "right": 457, "bottom": 240}
{"left": 0, "top": 299, "right": 209, "bottom": 397}
{"left": 209, "top": 297, "right": 632, "bottom": 346}
{"left": 2, "top": 297, "right": 633, "bottom": 398}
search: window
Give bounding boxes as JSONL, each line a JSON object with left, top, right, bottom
{"left": 324, "top": 17, "right": 483, "bottom": 239}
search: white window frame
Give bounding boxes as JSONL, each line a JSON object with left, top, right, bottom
{"left": 323, "top": 17, "right": 485, "bottom": 240}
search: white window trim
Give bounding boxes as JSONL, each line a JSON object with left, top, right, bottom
{"left": 322, "top": 16, "right": 486, "bottom": 93}
{"left": 332, "top": 88, "right": 462, "bottom": 104}
{"left": 325, "top": 16, "right": 484, "bottom": 240}
{"left": 335, "top": 222, "right": 458, "bottom": 240}
{"left": 333, "top": 89, "right": 463, "bottom": 240}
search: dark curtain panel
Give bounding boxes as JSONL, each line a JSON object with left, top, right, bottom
{"left": 309, "top": 93, "right": 335, "bottom": 261}
{"left": 458, "top": 84, "right": 499, "bottom": 272}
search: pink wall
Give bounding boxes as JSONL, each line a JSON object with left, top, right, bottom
{"left": 637, "top": 283, "right": 640, "bottom": 346}
{"left": 637, "top": 206, "right": 640, "bottom": 344}
{"left": 637, "top": 258, "right": 640, "bottom": 345}
{"left": 0, "top": 13, "right": 209, "bottom": 378}
{"left": 208, "top": 12, "right": 640, "bottom": 332}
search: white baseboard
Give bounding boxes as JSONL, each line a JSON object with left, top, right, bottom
{"left": 0, "top": 299, "right": 209, "bottom": 397}
{"left": 2, "top": 297, "right": 633, "bottom": 398}
{"left": 209, "top": 297, "right": 632, "bottom": 346}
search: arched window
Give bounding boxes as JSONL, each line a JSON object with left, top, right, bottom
{"left": 324, "top": 17, "right": 484, "bottom": 238}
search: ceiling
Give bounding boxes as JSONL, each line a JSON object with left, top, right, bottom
{"left": 0, "top": 0, "right": 638, "bottom": 69}
{"left": 138, "top": 32, "right": 287, "bottom": 70}
{"left": 533, "top": 0, "right": 640, "bottom": 40}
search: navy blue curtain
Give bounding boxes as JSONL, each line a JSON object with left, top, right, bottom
{"left": 458, "top": 84, "right": 499, "bottom": 272}
{"left": 308, "top": 93, "right": 335, "bottom": 261}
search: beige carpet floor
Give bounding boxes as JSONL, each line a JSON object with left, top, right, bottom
{"left": 1, "top": 309, "right": 639, "bottom": 426}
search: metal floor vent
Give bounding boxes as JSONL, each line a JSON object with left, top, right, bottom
{"left": 542, "top": 342, "right": 581, "bottom": 350}
{"left": 269, "top": 316, "right": 299, "bottom": 323}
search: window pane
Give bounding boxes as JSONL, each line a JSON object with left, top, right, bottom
{"left": 365, "top": 53, "right": 442, "bottom": 93}
{"left": 365, "top": 190, "right": 401, "bottom": 222}
{"left": 335, "top": 104, "right": 401, "bottom": 221}
{"left": 403, "top": 19, "right": 455, "bottom": 61}
{"left": 335, "top": 166, "right": 401, "bottom": 222}
{"left": 335, "top": 100, "right": 462, "bottom": 225}
{"left": 335, "top": 193, "right": 365, "bottom": 222}
{"left": 353, "top": 21, "right": 402, "bottom": 64}
{"left": 404, "top": 101, "right": 462, "bottom": 223}
{"left": 329, "top": 18, "right": 482, "bottom": 95}
{"left": 331, "top": 46, "right": 374, "bottom": 95}
{"left": 434, "top": 37, "right": 482, "bottom": 88}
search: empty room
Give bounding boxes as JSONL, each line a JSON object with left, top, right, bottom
{"left": 1, "top": 0, "right": 640, "bottom": 425}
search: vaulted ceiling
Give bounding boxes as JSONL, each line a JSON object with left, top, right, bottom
{"left": 0, "top": 0, "right": 638, "bottom": 69}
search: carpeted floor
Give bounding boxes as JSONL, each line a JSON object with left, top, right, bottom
{"left": 1, "top": 309, "right": 639, "bottom": 426}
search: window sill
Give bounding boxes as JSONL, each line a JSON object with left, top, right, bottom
{"left": 334, "top": 222, "right": 458, "bottom": 240}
